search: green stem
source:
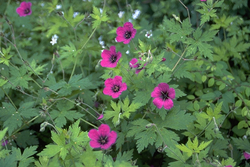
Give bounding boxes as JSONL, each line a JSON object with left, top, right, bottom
{"left": 1, "top": 87, "right": 17, "bottom": 110}
{"left": 12, "top": 114, "right": 41, "bottom": 136}
{"left": 64, "top": 98, "right": 97, "bottom": 119}
{"left": 171, "top": 46, "right": 187, "bottom": 72}
{"left": 70, "top": 27, "right": 97, "bottom": 80}
{"left": 80, "top": 118, "right": 98, "bottom": 129}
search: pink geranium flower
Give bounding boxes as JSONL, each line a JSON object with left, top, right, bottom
{"left": 224, "top": 166, "right": 233, "bottom": 167}
{"left": 88, "top": 124, "right": 117, "bottom": 149}
{"left": 200, "top": 0, "right": 206, "bottom": 1}
{"left": 162, "top": 58, "right": 166, "bottom": 62}
{"left": 16, "top": 2, "right": 32, "bottom": 17}
{"left": 244, "top": 151, "right": 250, "bottom": 160}
{"left": 103, "top": 76, "right": 127, "bottom": 98}
{"left": 129, "top": 58, "right": 146, "bottom": 74}
{"left": 116, "top": 22, "right": 136, "bottom": 44}
{"left": 100, "top": 46, "right": 122, "bottom": 68}
{"left": 151, "top": 83, "right": 175, "bottom": 110}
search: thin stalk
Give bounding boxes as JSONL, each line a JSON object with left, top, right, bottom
{"left": 64, "top": 98, "right": 97, "bottom": 119}
{"left": 178, "top": 0, "right": 191, "bottom": 24}
{"left": 80, "top": 118, "right": 98, "bottom": 129}
{"left": 1, "top": 87, "right": 17, "bottom": 110}
{"left": 171, "top": 46, "right": 188, "bottom": 72}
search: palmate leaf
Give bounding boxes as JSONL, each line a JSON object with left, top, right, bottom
{"left": 12, "top": 146, "right": 37, "bottom": 167}
{"left": 28, "top": 60, "right": 47, "bottom": 76}
{"left": 0, "top": 102, "right": 38, "bottom": 135}
{"left": 4, "top": 66, "right": 32, "bottom": 89}
{"left": 163, "top": 18, "right": 193, "bottom": 44}
{"left": 121, "top": 96, "right": 143, "bottom": 119}
{"left": 232, "top": 137, "right": 250, "bottom": 152}
{"left": 50, "top": 100, "right": 83, "bottom": 128}
{"left": 186, "top": 28, "right": 218, "bottom": 60}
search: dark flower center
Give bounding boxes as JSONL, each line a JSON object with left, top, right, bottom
{"left": 161, "top": 91, "right": 168, "bottom": 100}
{"left": 112, "top": 85, "right": 120, "bottom": 92}
{"left": 109, "top": 54, "right": 117, "bottom": 63}
{"left": 98, "top": 135, "right": 108, "bottom": 145}
{"left": 125, "top": 31, "right": 131, "bottom": 39}
{"left": 24, "top": 8, "right": 30, "bottom": 14}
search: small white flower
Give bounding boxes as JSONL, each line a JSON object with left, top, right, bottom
{"left": 52, "top": 34, "right": 58, "bottom": 40}
{"left": 56, "top": 5, "right": 62, "bottom": 9}
{"left": 132, "top": 9, "right": 140, "bottom": 19}
{"left": 41, "top": 3, "right": 44, "bottom": 7}
{"left": 99, "top": 8, "right": 103, "bottom": 14}
{"left": 126, "top": 50, "right": 129, "bottom": 54}
{"left": 118, "top": 11, "right": 125, "bottom": 18}
{"left": 73, "top": 12, "right": 79, "bottom": 18}
{"left": 50, "top": 38, "right": 57, "bottom": 45}
{"left": 99, "top": 41, "right": 104, "bottom": 46}
{"left": 145, "top": 30, "right": 153, "bottom": 38}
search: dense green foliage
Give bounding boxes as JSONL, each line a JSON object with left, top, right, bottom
{"left": 0, "top": 0, "right": 250, "bottom": 166}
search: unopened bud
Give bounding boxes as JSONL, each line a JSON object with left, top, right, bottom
{"left": 145, "top": 123, "right": 154, "bottom": 128}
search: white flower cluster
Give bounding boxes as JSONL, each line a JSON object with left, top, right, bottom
{"left": 132, "top": 9, "right": 140, "bottom": 19}
{"left": 50, "top": 34, "right": 58, "bottom": 45}
{"left": 118, "top": 11, "right": 125, "bottom": 18}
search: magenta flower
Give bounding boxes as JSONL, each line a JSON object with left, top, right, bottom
{"left": 129, "top": 58, "right": 146, "bottom": 74}
{"left": 224, "top": 166, "right": 233, "bottom": 167}
{"left": 100, "top": 46, "right": 122, "bottom": 68}
{"left": 162, "top": 58, "right": 166, "bottom": 62}
{"left": 151, "top": 83, "right": 175, "bottom": 110}
{"left": 88, "top": 124, "right": 117, "bottom": 149}
{"left": 103, "top": 76, "right": 127, "bottom": 98}
{"left": 97, "top": 114, "right": 103, "bottom": 120}
{"left": 116, "top": 22, "right": 136, "bottom": 44}
{"left": 200, "top": 0, "right": 206, "bottom": 1}
{"left": 244, "top": 151, "right": 250, "bottom": 160}
{"left": 16, "top": 2, "right": 32, "bottom": 17}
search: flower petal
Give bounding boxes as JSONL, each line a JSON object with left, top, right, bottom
{"left": 163, "top": 99, "right": 174, "bottom": 110}
{"left": 152, "top": 97, "right": 164, "bottom": 109}
{"left": 88, "top": 129, "right": 99, "bottom": 140}
{"left": 104, "top": 78, "right": 114, "bottom": 87}
{"left": 129, "top": 58, "right": 138, "bottom": 68}
{"left": 98, "top": 124, "right": 111, "bottom": 137}
{"left": 111, "top": 92, "right": 121, "bottom": 98}
{"left": 158, "top": 83, "right": 169, "bottom": 92}
{"left": 90, "top": 140, "right": 101, "bottom": 148}
{"left": 101, "top": 49, "right": 111, "bottom": 59}
{"left": 108, "top": 131, "right": 117, "bottom": 145}
{"left": 116, "top": 36, "right": 124, "bottom": 42}
{"left": 168, "top": 88, "right": 175, "bottom": 99}
{"left": 109, "top": 46, "right": 116, "bottom": 53}
{"left": 119, "top": 82, "right": 127, "bottom": 92}
{"left": 103, "top": 87, "right": 113, "bottom": 96}
{"left": 151, "top": 87, "right": 161, "bottom": 98}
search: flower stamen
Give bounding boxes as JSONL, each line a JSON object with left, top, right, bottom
{"left": 125, "top": 31, "right": 131, "bottom": 39}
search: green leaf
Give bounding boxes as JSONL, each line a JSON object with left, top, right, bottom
{"left": 208, "top": 78, "right": 215, "bottom": 87}
{"left": 13, "top": 146, "right": 37, "bottom": 167}
{"left": 232, "top": 137, "right": 250, "bottom": 152}
{"left": 4, "top": 66, "right": 32, "bottom": 89}
{"left": 50, "top": 100, "right": 83, "bottom": 128}
{"left": 0, "top": 47, "right": 13, "bottom": 66}
{"left": 0, "top": 128, "right": 8, "bottom": 142}
{"left": 121, "top": 96, "right": 143, "bottom": 119}
{"left": 165, "top": 106, "right": 196, "bottom": 130}
{"left": 28, "top": 60, "right": 47, "bottom": 76}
